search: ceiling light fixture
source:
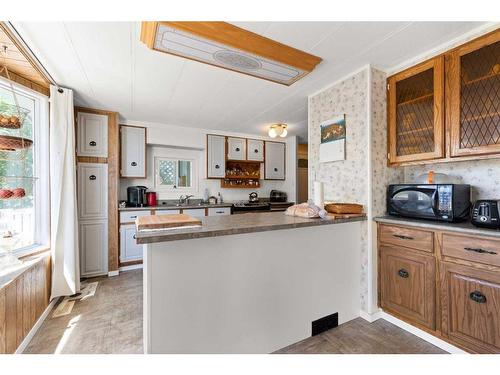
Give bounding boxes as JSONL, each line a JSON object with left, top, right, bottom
{"left": 268, "top": 123, "right": 288, "bottom": 138}
{"left": 140, "top": 22, "right": 322, "bottom": 86}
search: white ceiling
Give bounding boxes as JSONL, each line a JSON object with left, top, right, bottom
{"left": 13, "top": 21, "right": 487, "bottom": 142}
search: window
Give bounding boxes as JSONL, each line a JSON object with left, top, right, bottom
{"left": 0, "top": 78, "right": 49, "bottom": 260}
{"left": 155, "top": 157, "right": 194, "bottom": 189}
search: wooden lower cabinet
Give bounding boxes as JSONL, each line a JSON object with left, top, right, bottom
{"left": 378, "top": 222, "right": 500, "bottom": 353}
{"left": 440, "top": 262, "right": 500, "bottom": 353}
{"left": 380, "top": 245, "right": 436, "bottom": 330}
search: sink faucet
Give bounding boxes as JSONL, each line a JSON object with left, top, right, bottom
{"left": 178, "top": 194, "right": 194, "bottom": 205}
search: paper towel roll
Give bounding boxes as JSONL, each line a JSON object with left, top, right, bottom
{"left": 313, "top": 181, "right": 324, "bottom": 208}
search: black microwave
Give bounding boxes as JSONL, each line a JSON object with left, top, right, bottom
{"left": 387, "top": 184, "right": 471, "bottom": 222}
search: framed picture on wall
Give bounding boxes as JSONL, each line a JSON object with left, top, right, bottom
{"left": 319, "top": 114, "right": 346, "bottom": 162}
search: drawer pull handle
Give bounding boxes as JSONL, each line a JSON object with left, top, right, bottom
{"left": 89, "top": 175, "right": 96, "bottom": 180}
{"left": 464, "top": 247, "right": 497, "bottom": 255}
{"left": 398, "top": 269, "right": 409, "bottom": 278}
{"left": 130, "top": 215, "right": 137, "bottom": 219}
{"left": 89, "top": 141, "right": 96, "bottom": 146}
{"left": 131, "top": 161, "right": 137, "bottom": 166}
{"left": 216, "top": 211, "right": 224, "bottom": 214}
{"left": 393, "top": 234, "right": 414, "bottom": 240}
{"left": 133, "top": 234, "right": 136, "bottom": 240}
{"left": 470, "top": 291, "right": 487, "bottom": 304}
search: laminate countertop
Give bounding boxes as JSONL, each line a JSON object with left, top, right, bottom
{"left": 374, "top": 215, "right": 500, "bottom": 239}
{"left": 135, "top": 211, "right": 366, "bottom": 244}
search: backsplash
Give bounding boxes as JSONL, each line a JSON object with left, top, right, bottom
{"left": 404, "top": 158, "right": 500, "bottom": 201}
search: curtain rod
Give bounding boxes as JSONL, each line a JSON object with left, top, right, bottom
{"left": 5, "top": 22, "right": 64, "bottom": 93}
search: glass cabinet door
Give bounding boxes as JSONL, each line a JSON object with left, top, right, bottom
{"left": 449, "top": 30, "right": 500, "bottom": 157}
{"left": 388, "top": 56, "right": 445, "bottom": 165}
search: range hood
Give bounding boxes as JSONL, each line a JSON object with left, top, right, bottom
{"left": 140, "top": 22, "right": 322, "bottom": 86}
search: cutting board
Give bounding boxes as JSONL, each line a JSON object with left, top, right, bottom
{"left": 326, "top": 213, "right": 366, "bottom": 219}
{"left": 136, "top": 214, "right": 202, "bottom": 230}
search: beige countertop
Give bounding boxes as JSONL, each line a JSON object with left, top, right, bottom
{"left": 135, "top": 211, "right": 366, "bottom": 244}
{"left": 374, "top": 215, "right": 500, "bottom": 238}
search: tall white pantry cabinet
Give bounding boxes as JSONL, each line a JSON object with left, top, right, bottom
{"left": 76, "top": 111, "right": 109, "bottom": 277}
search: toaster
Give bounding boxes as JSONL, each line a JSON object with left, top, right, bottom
{"left": 471, "top": 200, "right": 500, "bottom": 229}
{"left": 270, "top": 190, "right": 287, "bottom": 202}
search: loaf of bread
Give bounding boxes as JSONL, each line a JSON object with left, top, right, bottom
{"left": 285, "top": 201, "right": 327, "bottom": 218}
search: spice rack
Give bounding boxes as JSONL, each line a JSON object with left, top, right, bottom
{"left": 221, "top": 160, "right": 261, "bottom": 189}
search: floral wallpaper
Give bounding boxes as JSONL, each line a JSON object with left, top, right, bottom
{"left": 405, "top": 159, "right": 500, "bottom": 201}
{"left": 308, "top": 67, "right": 405, "bottom": 313}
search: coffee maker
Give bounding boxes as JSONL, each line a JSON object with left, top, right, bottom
{"left": 127, "top": 186, "right": 148, "bottom": 207}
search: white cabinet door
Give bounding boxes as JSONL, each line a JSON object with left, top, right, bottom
{"left": 227, "top": 137, "right": 247, "bottom": 160}
{"left": 121, "top": 125, "right": 146, "bottom": 178}
{"left": 77, "top": 112, "right": 108, "bottom": 157}
{"left": 182, "top": 208, "right": 206, "bottom": 217}
{"left": 120, "top": 224, "right": 143, "bottom": 263}
{"left": 247, "top": 139, "right": 264, "bottom": 162}
{"left": 78, "top": 163, "right": 108, "bottom": 220}
{"left": 207, "top": 135, "right": 225, "bottom": 178}
{"left": 264, "top": 142, "right": 285, "bottom": 180}
{"left": 208, "top": 207, "right": 231, "bottom": 216}
{"left": 80, "top": 220, "right": 108, "bottom": 277}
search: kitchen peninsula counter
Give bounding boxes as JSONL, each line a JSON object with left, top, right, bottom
{"left": 142, "top": 211, "right": 365, "bottom": 354}
{"left": 136, "top": 211, "right": 366, "bottom": 244}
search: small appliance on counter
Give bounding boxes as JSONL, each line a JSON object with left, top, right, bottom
{"left": 270, "top": 189, "right": 287, "bottom": 202}
{"left": 127, "top": 186, "right": 148, "bottom": 207}
{"left": 471, "top": 200, "right": 500, "bottom": 229}
{"left": 387, "top": 184, "right": 471, "bottom": 222}
{"left": 146, "top": 191, "right": 158, "bottom": 207}
{"left": 249, "top": 192, "right": 259, "bottom": 203}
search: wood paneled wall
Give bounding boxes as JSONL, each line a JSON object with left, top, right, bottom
{"left": 0, "top": 253, "right": 51, "bottom": 354}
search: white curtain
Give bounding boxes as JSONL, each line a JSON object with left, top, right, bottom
{"left": 49, "top": 85, "right": 80, "bottom": 299}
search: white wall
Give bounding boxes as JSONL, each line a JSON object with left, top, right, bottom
{"left": 119, "top": 120, "right": 297, "bottom": 202}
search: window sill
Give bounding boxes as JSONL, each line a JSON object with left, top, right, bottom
{"left": 0, "top": 248, "right": 50, "bottom": 290}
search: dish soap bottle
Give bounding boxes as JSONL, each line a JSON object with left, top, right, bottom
{"left": 217, "top": 192, "right": 223, "bottom": 204}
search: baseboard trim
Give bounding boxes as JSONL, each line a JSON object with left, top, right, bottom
{"left": 359, "top": 309, "right": 382, "bottom": 323}
{"left": 108, "top": 270, "right": 119, "bottom": 277}
{"left": 119, "top": 263, "right": 143, "bottom": 272}
{"left": 379, "top": 311, "right": 467, "bottom": 354}
{"left": 16, "top": 297, "right": 59, "bottom": 354}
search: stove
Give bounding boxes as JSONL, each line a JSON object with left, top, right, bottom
{"left": 232, "top": 201, "right": 270, "bottom": 214}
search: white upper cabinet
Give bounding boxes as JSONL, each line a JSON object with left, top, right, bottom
{"left": 77, "top": 112, "right": 108, "bottom": 157}
{"left": 264, "top": 141, "right": 285, "bottom": 180}
{"left": 247, "top": 139, "right": 264, "bottom": 162}
{"left": 121, "top": 125, "right": 146, "bottom": 178}
{"left": 77, "top": 163, "right": 108, "bottom": 220}
{"left": 227, "top": 137, "right": 247, "bottom": 160}
{"left": 207, "top": 135, "right": 225, "bottom": 178}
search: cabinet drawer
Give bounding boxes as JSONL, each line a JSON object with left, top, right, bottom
{"left": 119, "top": 210, "right": 151, "bottom": 223}
{"left": 440, "top": 262, "right": 500, "bottom": 353}
{"left": 208, "top": 207, "right": 231, "bottom": 216}
{"left": 379, "top": 224, "right": 433, "bottom": 253}
{"left": 182, "top": 208, "right": 206, "bottom": 217}
{"left": 441, "top": 233, "right": 500, "bottom": 268}
{"left": 380, "top": 245, "right": 436, "bottom": 330}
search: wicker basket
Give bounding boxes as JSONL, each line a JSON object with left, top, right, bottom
{"left": 0, "top": 102, "right": 29, "bottom": 129}
{"left": 324, "top": 203, "right": 363, "bottom": 214}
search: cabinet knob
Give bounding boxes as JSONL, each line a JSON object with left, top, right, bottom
{"left": 254, "top": 149, "right": 259, "bottom": 153}
{"left": 131, "top": 162, "right": 137, "bottom": 166}
{"left": 133, "top": 234, "right": 136, "bottom": 240}
{"left": 89, "top": 141, "right": 97, "bottom": 146}
{"left": 398, "top": 268, "right": 409, "bottom": 278}
{"left": 274, "top": 167, "right": 278, "bottom": 172}
{"left": 235, "top": 147, "right": 240, "bottom": 152}
{"left": 215, "top": 164, "right": 220, "bottom": 169}
{"left": 89, "top": 175, "right": 96, "bottom": 180}
{"left": 469, "top": 290, "right": 487, "bottom": 304}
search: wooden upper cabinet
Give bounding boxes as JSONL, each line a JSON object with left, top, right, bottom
{"left": 388, "top": 56, "right": 445, "bottom": 165}
{"left": 448, "top": 30, "right": 500, "bottom": 157}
